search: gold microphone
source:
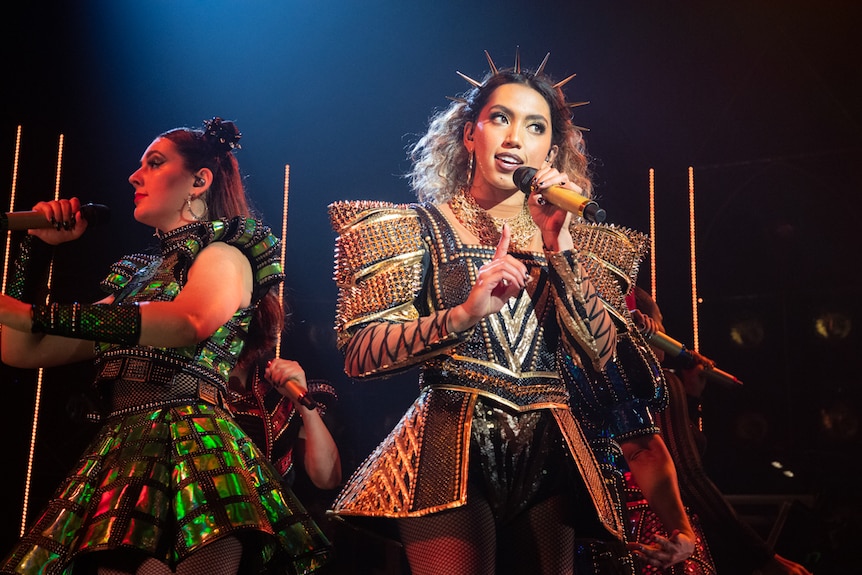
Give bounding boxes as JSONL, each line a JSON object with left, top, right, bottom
{"left": 643, "top": 330, "right": 744, "bottom": 387}
{"left": 513, "top": 167, "right": 606, "bottom": 223}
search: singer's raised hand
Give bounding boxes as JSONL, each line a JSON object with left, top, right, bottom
{"left": 29, "top": 197, "right": 89, "bottom": 245}
{"left": 448, "top": 224, "right": 528, "bottom": 332}
{"left": 527, "top": 165, "right": 575, "bottom": 251}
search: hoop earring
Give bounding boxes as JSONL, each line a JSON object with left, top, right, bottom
{"left": 186, "top": 194, "right": 208, "bottom": 221}
{"left": 466, "top": 151, "right": 475, "bottom": 187}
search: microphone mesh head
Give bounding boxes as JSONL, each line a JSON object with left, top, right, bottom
{"left": 513, "top": 167, "right": 537, "bottom": 194}
{"left": 80, "top": 204, "right": 111, "bottom": 227}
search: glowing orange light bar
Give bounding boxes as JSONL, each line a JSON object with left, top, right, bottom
{"left": 648, "top": 168, "right": 657, "bottom": 300}
{"left": 688, "top": 166, "right": 699, "bottom": 353}
{"left": 2, "top": 125, "right": 23, "bottom": 294}
{"left": 275, "top": 164, "right": 289, "bottom": 359}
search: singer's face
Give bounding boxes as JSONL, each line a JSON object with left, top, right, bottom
{"left": 129, "top": 137, "right": 196, "bottom": 232}
{"left": 465, "top": 83, "right": 554, "bottom": 197}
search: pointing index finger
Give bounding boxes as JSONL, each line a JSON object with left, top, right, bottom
{"left": 493, "top": 223, "right": 511, "bottom": 260}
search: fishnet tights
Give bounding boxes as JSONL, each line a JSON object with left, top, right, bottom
{"left": 398, "top": 493, "right": 574, "bottom": 575}
{"left": 95, "top": 536, "right": 243, "bottom": 575}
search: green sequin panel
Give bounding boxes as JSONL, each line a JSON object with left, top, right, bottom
{"left": 251, "top": 233, "right": 278, "bottom": 256}
{"left": 224, "top": 500, "right": 264, "bottom": 527}
{"left": 258, "top": 487, "right": 286, "bottom": 520}
{"left": 176, "top": 481, "right": 206, "bottom": 520}
{"left": 43, "top": 507, "right": 83, "bottom": 544}
{"left": 162, "top": 281, "right": 180, "bottom": 298}
{"left": 15, "top": 546, "right": 62, "bottom": 573}
{"left": 213, "top": 472, "right": 249, "bottom": 499}
{"left": 191, "top": 415, "right": 217, "bottom": 433}
{"left": 173, "top": 418, "right": 193, "bottom": 439}
{"left": 82, "top": 514, "right": 117, "bottom": 546}
{"left": 180, "top": 510, "right": 220, "bottom": 550}
{"left": 175, "top": 439, "right": 200, "bottom": 457}
{"left": 104, "top": 271, "right": 130, "bottom": 289}
{"left": 199, "top": 433, "right": 225, "bottom": 451}
{"left": 121, "top": 516, "right": 161, "bottom": 553}
{"left": 256, "top": 261, "right": 283, "bottom": 283}
{"left": 198, "top": 348, "right": 218, "bottom": 370}
{"left": 209, "top": 325, "right": 231, "bottom": 347}
{"left": 59, "top": 477, "right": 95, "bottom": 506}
{"left": 183, "top": 236, "right": 203, "bottom": 255}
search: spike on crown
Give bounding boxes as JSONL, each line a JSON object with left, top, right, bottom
{"left": 450, "top": 49, "right": 589, "bottom": 122}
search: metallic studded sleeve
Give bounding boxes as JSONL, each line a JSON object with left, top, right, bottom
{"left": 546, "top": 249, "right": 617, "bottom": 371}
{"left": 329, "top": 200, "right": 468, "bottom": 379}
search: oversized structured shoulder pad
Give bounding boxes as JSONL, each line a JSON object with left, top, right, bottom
{"left": 570, "top": 223, "right": 649, "bottom": 326}
{"left": 566, "top": 223, "right": 668, "bottom": 427}
{"left": 102, "top": 218, "right": 283, "bottom": 303}
{"left": 209, "top": 217, "right": 284, "bottom": 301}
{"left": 328, "top": 200, "right": 427, "bottom": 350}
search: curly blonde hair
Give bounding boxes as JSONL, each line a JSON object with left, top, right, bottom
{"left": 408, "top": 67, "right": 593, "bottom": 204}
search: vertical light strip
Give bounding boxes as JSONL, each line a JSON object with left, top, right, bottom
{"left": 21, "top": 133, "right": 65, "bottom": 535}
{"left": 275, "top": 164, "right": 289, "bottom": 359}
{"left": 2, "top": 125, "right": 26, "bottom": 535}
{"left": 648, "top": 168, "right": 657, "bottom": 300}
{"left": 688, "top": 166, "right": 699, "bottom": 352}
{"left": 2, "top": 125, "right": 23, "bottom": 294}
{"left": 54, "top": 134, "right": 64, "bottom": 200}
{"left": 44, "top": 134, "right": 64, "bottom": 292}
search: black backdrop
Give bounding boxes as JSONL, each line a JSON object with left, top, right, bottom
{"left": 3, "top": 1, "right": 860, "bottom": 570}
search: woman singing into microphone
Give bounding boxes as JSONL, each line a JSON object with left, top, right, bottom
{"left": 326, "top": 50, "right": 694, "bottom": 575}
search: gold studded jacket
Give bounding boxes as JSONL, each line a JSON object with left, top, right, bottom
{"left": 327, "top": 200, "right": 624, "bottom": 540}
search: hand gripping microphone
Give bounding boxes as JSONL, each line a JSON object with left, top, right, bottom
{"left": 513, "top": 167, "right": 606, "bottom": 223}
{"left": 279, "top": 378, "right": 321, "bottom": 410}
{"left": 1, "top": 203, "right": 111, "bottom": 232}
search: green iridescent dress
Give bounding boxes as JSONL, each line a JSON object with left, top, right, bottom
{"left": 1, "top": 218, "right": 332, "bottom": 575}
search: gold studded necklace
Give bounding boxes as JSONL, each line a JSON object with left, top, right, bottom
{"left": 448, "top": 186, "right": 537, "bottom": 250}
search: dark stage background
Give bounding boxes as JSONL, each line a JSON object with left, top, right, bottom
{"left": 3, "top": 1, "right": 860, "bottom": 572}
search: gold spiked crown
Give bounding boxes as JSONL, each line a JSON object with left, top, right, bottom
{"left": 450, "top": 48, "right": 589, "bottom": 130}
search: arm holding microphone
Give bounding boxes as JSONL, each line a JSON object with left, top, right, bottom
{"left": 1, "top": 197, "right": 113, "bottom": 368}
{"left": 265, "top": 358, "right": 321, "bottom": 411}
{"left": 263, "top": 358, "right": 342, "bottom": 489}
{"left": 644, "top": 329, "right": 744, "bottom": 388}
{"left": 631, "top": 307, "right": 743, "bottom": 388}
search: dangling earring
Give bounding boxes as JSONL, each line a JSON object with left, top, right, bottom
{"left": 466, "top": 151, "right": 475, "bottom": 187}
{"left": 186, "top": 194, "right": 208, "bottom": 221}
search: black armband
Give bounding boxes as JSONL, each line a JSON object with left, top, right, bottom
{"left": 31, "top": 302, "right": 142, "bottom": 345}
